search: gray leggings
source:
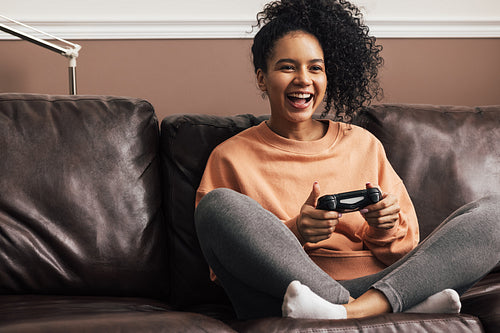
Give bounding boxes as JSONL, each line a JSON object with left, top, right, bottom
{"left": 194, "top": 188, "right": 500, "bottom": 319}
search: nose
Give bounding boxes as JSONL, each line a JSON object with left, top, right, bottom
{"left": 294, "top": 68, "right": 313, "bottom": 86}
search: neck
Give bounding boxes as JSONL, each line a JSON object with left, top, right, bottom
{"left": 266, "top": 118, "right": 327, "bottom": 141}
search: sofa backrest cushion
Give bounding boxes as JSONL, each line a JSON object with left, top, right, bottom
{"left": 160, "top": 114, "right": 267, "bottom": 309}
{"left": 354, "top": 104, "right": 500, "bottom": 238}
{"left": 160, "top": 104, "right": 499, "bottom": 308}
{"left": 0, "top": 94, "right": 168, "bottom": 298}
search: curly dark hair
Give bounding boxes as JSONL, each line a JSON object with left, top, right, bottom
{"left": 252, "top": 0, "right": 383, "bottom": 121}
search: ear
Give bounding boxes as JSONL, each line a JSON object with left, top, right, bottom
{"left": 256, "top": 69, "right": 267, "bottom": 92}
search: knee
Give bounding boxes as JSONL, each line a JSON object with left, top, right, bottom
{"left": 477, "top": 194, "right": 500, "bottom": 209}
{"left": 475, "top": 194, "right": 500, "bottom": 266}
{"left": 469, "top": 194, "right": 500, "bottom": 247}
{"left": 196, "top": 188, "right": 239, "bottom": 216}
{"left": 194, "top": 188, "right": 240, "bottom": 233}
{"left": 451, "top": 194, "right": 499, "bottom": 221}
{"left": 445, "top": 194, "right": 500, "bottom": 238}
{"left": 198, "top": 188, "right": 240, "bottom": 206}
{"left": 471, "top": 194, "right": 500, "bottom": 223}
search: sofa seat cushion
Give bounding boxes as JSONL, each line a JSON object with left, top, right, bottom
{"left": 461, "top": 272, "right": 500, "bottom": 333}
{"left": 231, "top": 313, "right": 484, "bottom": 333}
{"left": 0, "top": 295, "right": 236, "bottom": 333}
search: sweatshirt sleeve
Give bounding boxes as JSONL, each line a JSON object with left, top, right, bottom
{"left": 360, "top": 181, "right": 419, "bottom": 266}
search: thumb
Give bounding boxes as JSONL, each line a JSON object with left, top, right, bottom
{"left": 366, "top": 182, "right": 382, "bottom": 191}
{"left": 305, "top": 181, "right": 321, "bottom": 207}
{"left": 365, "top": 182, "right": 379, "bottom": 189}
{"left": 366, "top": 182, "right": 386, "bottom": 197}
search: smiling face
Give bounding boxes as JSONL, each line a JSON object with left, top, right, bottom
{"left": 257, "top": 31, "right": 327, "bottom": 138}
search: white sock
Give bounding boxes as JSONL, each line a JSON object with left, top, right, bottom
{"left": 282, "top": 280, "right": 347, "bottom": 320}
{"left": 406, "top": 289, "right": 461, "bottom": 314}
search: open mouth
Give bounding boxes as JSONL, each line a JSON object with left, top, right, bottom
{"left": 287, "top": 93, "right": 314, "bottom": 107}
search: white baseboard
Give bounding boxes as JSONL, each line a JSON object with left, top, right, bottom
{"left": 1, "top": 19, "right": 499, "bottom": 40}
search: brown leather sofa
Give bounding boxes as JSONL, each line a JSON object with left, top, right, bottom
{"left": 0, "top": 93, "right": 498, "bottom": 332}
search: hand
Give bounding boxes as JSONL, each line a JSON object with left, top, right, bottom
{"left": 296, "top": 182, "right": 342, "bottom": 243}
{"left": 360, "top": 182, "right": 400, "bottom": 229}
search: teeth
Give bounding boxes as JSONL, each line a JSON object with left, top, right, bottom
{"left": 288, "top": 93, "right": 312, "bottom": 99}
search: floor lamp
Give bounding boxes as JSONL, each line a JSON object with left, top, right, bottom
{"left": 0, "top": 15, "right": 82, "bottom": 95}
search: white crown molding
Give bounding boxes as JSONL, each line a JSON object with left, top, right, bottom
{"left": 1, "top": 19, "right": 499, "bottom": 40}
{"left": 369, "top": 19, "right": 500, "bottom": 38}
{"left": 0, "top": 20, "right": 256, "bottom": 40}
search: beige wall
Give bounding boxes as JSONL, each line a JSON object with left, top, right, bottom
{"left": 0, "top": 38, "right": 499, "bottom": 121}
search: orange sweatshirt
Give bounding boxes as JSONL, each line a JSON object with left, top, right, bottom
{"left": 196, "top": 120, "right": 419, "bottom": 281}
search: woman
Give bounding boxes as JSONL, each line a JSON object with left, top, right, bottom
{"left": 194, "top": 0, "right": 499, "bottom": 320}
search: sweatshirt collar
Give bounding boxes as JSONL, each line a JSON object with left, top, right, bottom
{"left": 256, "top": 120, "right": 340, "bottom": 154}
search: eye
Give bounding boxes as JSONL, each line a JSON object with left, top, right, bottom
{"left": 280, "top": 64, "right": 295, "bottom": 71}
{"left": 310, "top": 65, "right": 324, "bottom": 72}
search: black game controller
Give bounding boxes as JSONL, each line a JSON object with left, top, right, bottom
{"left": 316, "top": 188, "right": 382, "bottom": 213}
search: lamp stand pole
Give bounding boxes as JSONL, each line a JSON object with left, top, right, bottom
{"left": 68, "top": 56, "right": 77, "bottom": 95}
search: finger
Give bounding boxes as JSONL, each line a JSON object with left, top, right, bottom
{"left": 370, "top": 222, "right": 397, "bottom": 230}
{"left": 365, "top": 182, "right": 385, "bottom": 196}
{"left": 299, "top": 219, "right": 334, "bottom": 242}
{"left": 302, "top": 204, "right": 341, "bottom": 219}
{"left": 363, "top": 204, "right": 400, "bottom": 219}
{"left": 364, "top": 193, "right": 398, "bottom": 214}
{"left": 302, "top": 226, "right": 335, "bottom": 237}
{"left": 305, "top": 181, "right": 321, "bottom": 207}
{"left": 310, "top": 209, "right": 342, "bottom": 220}
{"left": 365, "top": 212, "right": 399, "bottom": 223}
{"left": 365, "top": 214, "right": 399, "bottom": 228}
{"left": 365, "top": 182, "right": 378, "bottom": 189}
{"left": 301, "top": 215, "right": 339, "bottom": 229}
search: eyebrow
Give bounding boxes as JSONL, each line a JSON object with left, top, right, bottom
{"left": 275, "top": 58, "right": 325, "bottom": 65}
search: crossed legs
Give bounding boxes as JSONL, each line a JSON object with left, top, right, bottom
{"left": 195, "top": 188, "right": 350, "bottom": 318}
{"left": 195, "top": 188, "right": 500, "bottom": 319}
